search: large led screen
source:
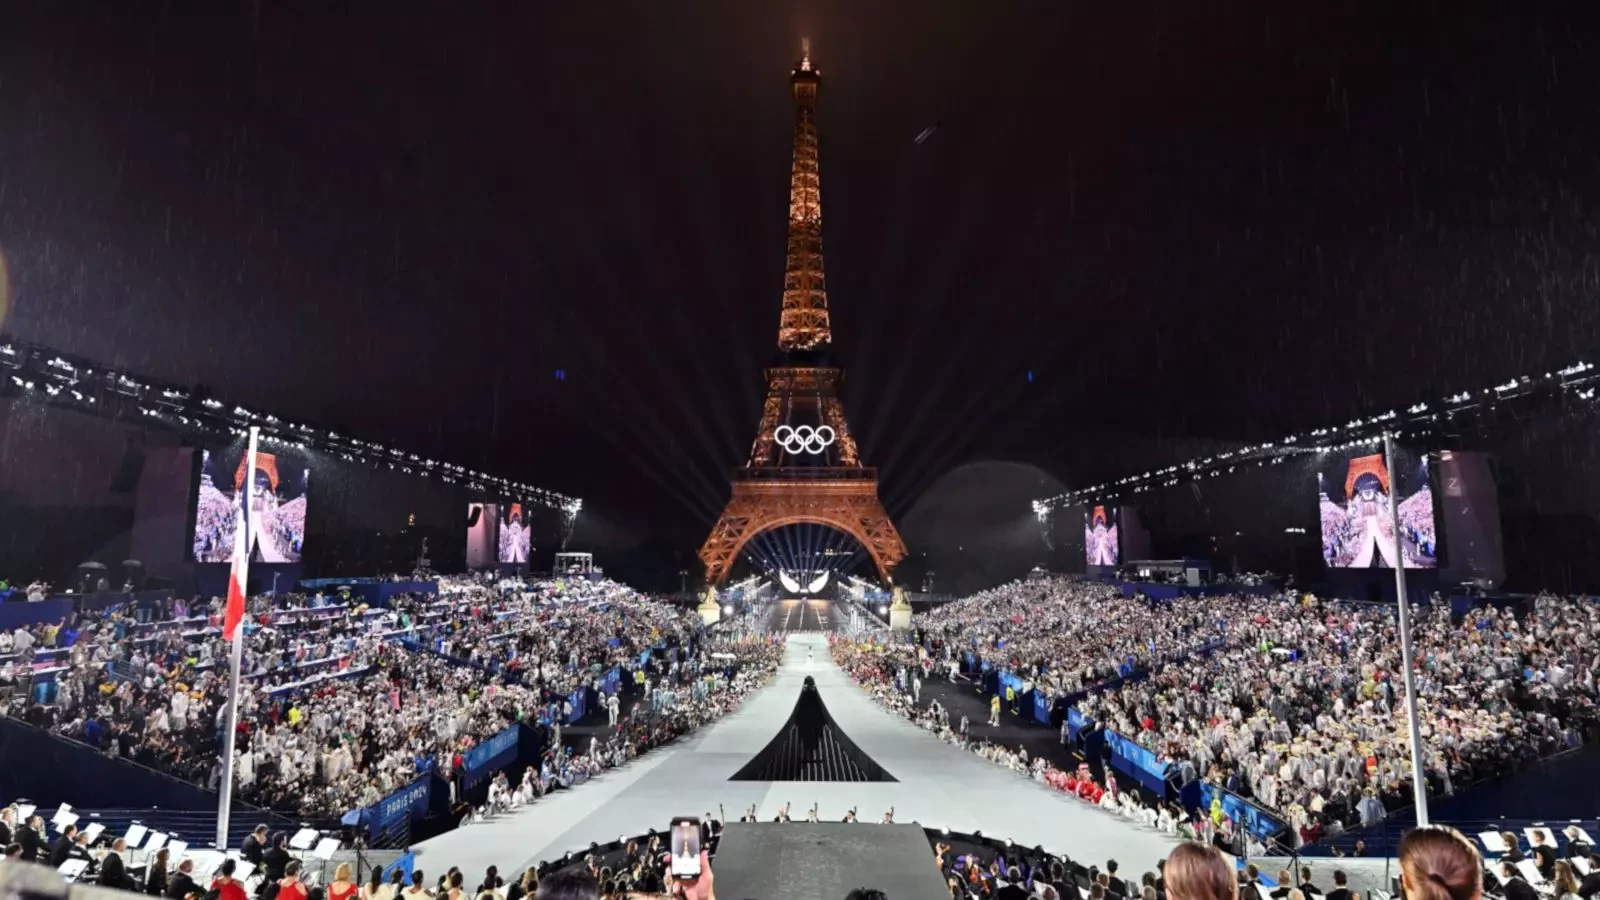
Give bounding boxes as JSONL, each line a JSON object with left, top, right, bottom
{"left": 466, "top": 502, "right": 498, "bottom": 569}
{"left": 192, "top": 448, "right": 309, "bottom": 563}
{"left": 1084, "top": 504, "right": 1119, "bottom": 566}
{"left": 1317, "top": 448, "right": 1438, "bottom": 569}
{"left": 498, "top": 502, "right": 531, "bottom": 563}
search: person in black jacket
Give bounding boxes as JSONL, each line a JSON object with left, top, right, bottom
{"left": 166, "top": 859, "right": 199, "bottom": 900}
{"left": 1297, "top": 867, "right": 1322, "bottom": 899}
{"left": 19, "top": 816, "right": 45, "bottom": 863}
{"left": 98, "top": 839, "right": 136, "bottom": 890}
{"left": 243, "top": 825, "right": 269, "bottom": 872}
{"left": 48, "top": 825, "right": 80, "bottom": 868}
{"left": 262, "top": 832, "right": 293, "bottom": 885}
{"left": 1564, "top": 828, "right": 1594, "bottom": 861}
{"left": 1499, "top": 861, "right": 1539, "bottom": 900}
{"left": 1576, "top": 855, "right": 1600, "bottom": 900}
{"left": 1323, "top": 870, "right": 1352, "bottom": 900}
{"left": 1532, "top": 831, "right": 1559, "bottom": 881}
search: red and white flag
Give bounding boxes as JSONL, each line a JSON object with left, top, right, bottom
{"left": 222, "top": 438, "right": 256, "bottom": 641}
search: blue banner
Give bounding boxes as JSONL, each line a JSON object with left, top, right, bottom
{"left": 1067, "top": 707, "right": 1088, "bottom": 742}
{"left": 997, "top": 671, "right": 1025, "bottom": 698}
{"left": 1198, "top": 782, "right": 1288, "bottom": 841}
{"left": 369, "top": 776, "right": 434, "bottom": 842}
{"left": 1032, "top": 691, "right": 1053, "bottom": 726}
{"left": 602, "top": 667, "right": 622, "bottom": 696}
{"left": 566, "top": 688, "right": 587, "bottom": 723}
{"left": 461, "top": 724, "right": 520, "bottom": 786}
{"left": 1105, "top": 729, "right": 1169, "bottom": 795}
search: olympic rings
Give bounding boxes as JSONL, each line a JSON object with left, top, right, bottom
{"left": 774, "top": 424, "right": 836, "bottom": 455}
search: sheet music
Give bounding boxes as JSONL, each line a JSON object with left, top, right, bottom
{"left": 53, "top": 811, "right": 80, "bottom": 832}
{"left": 185, "top": 849, "right": 222, "bottom": 880}
{"left": 290, "top": 828, "right": 321, "bottom": 850}
{"left": 166, "top": 840, "right": 189, "bottom": 863}
{"left": 125, "top": 824, "right": 149, "bottom": 847}
{"left": 81, "top": 822, "right": 105, "bottom": 844}
{"left": 57, "top": 859, "right": 90, "bottom": 881}
{"left": 1479, "top": 831, "right": 1509, "bottom": 853}
{"left": 1567, "top": 827, "right": 1596, "bottom": 847}
{"left": 1574, "top": 858, "right": 1593, "bottom": 876}
{"left": 313, "top": 837, "right": 341, "bottom": 860}
{"left": 145, "top": 831, "right": 169, "bottom": 852}
{"left": 15, "top": 804, "right": 35, "bottom": 820}
{"left": 1516, "top": 859, "right": 1546, "bottom": 885}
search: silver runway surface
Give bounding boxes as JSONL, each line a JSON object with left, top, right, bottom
{"left": 413, "top": 634, "right": 1181, "bottom": 876}
{"left": 762, "top": 599, "right": 836, "bottom": 632}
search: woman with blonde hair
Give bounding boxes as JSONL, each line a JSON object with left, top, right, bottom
{"left": 1398, "top": 825, "right": 1482, "bottom": 900}
{"left": 328, "top": 863, "right": 359, "bottom": 900}
{"left": 1164, "top": 842, "right": 1238, "bottom": 900}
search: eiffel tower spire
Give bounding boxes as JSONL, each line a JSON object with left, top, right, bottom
{"left": 778, "top": 39, "right": 831, "bottom": 352}
{"left": 697, "top": 44, "right": 907, "bottom": 598}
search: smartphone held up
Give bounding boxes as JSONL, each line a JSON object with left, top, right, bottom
{"left": 669, "top": 816, "right": 701, "bottom": 880}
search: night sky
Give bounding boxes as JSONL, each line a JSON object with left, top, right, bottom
{"left": 1, "top": 2, "right": 1596, "bottom": 560}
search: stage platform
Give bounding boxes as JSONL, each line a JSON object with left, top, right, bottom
{"left": 714, "top": 822, "right": 948, "bottom": 899}
{"left": 412, "top": 633, "right": 1180, "bottom": 878}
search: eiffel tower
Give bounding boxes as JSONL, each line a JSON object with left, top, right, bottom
{"left": 698, "top": 43, "right": 909, "bottom": 617}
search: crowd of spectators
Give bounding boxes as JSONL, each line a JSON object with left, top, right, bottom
{"left": 0, "top": 576, "right": 783, "bottom": 822}
{"left": 914, "top": 578, "right": 1258, "bottom": 696}
{"left": 886, "top": 576, "right": 1600, "bottom": 850}
{"left": 1078, "top": 591, "right": 1597, "bottom": 844}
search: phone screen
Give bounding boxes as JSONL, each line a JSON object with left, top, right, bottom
{"left": 670, "top": 817, "right": 701, "bottom": 880}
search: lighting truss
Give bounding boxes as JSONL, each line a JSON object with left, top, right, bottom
{"left": 0, "top": 335, "right": 581, "bottom": 513}
{"left": 1034, "top": 358, "right": 1598, "bottom": 510}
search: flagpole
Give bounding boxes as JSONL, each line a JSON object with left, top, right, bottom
{"left": 216, "top": 426, "right": 258, "bottom": 849}
{"left": 1385, "top": 430, "right": 1430, "bottom": 827}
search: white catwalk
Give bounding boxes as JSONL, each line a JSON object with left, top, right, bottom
{"left": 413, "top": 633, "right": 1180, "bottom": 876}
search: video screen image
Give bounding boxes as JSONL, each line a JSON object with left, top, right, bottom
{"left": 1084, "top": 505, "right": 1119, "bottom": 566}
{"left": 1317, "top": 449, "right": 1438, "bottom": 569}
{"left": 498, "top": 502, "right": 531, "bottom": 563}
{"left": 192, "top": 448, "right": 309, "bottom": 563}
{"left": 466, "top": 503, "right": 498, "bottom": 569}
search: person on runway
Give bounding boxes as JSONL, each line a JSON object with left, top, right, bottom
{"left": 607, "top": 693, "right": 620, "bottom": 726}
{"left": 807, "top": 648, "right": 814, "bottom": 667}
{"left": 989, "top": 693, "right": 1001, "bottom": 727}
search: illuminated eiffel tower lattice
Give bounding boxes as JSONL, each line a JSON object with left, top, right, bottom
{"left": 697, "top": 43, "right": 909, "bottom": 600}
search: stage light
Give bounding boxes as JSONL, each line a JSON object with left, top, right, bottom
{"left": 878, "top": 605, "right": 888, "bottom": 615}
{"left": 722, "top": 605, "right": 733, "bottom": 615}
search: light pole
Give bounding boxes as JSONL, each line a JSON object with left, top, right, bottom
{"left": 1384, "top": 430, "right": 1430, "bottom": 826}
